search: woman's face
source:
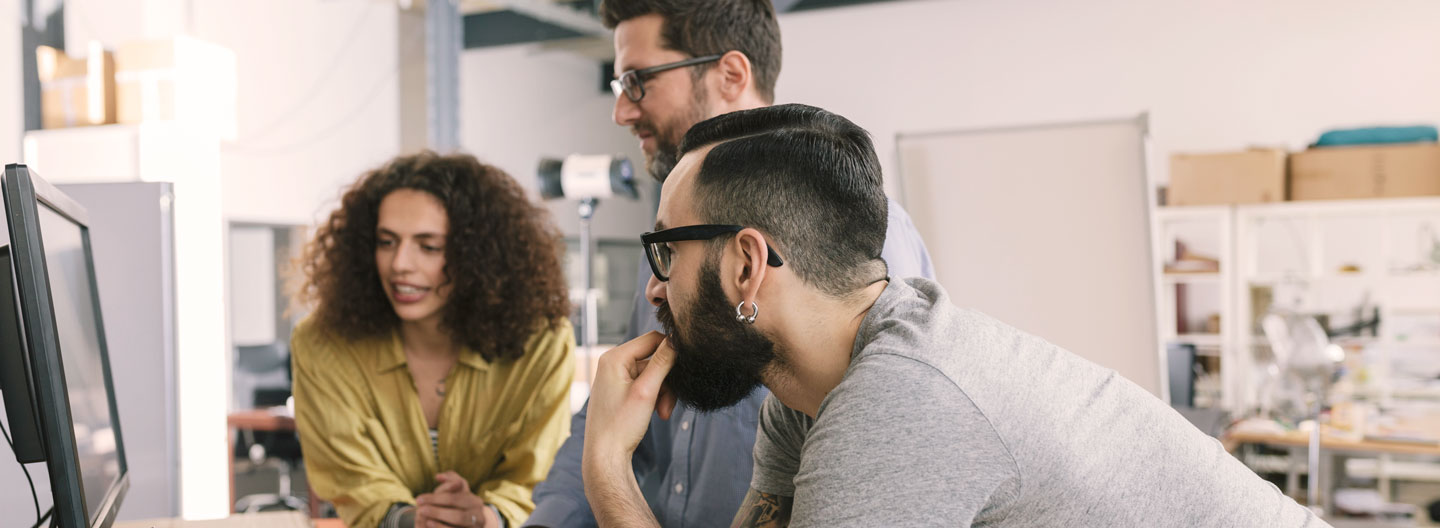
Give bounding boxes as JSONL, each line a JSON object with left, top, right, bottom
{"left": 375, "top": 189, "right": 452, "bottom": 327}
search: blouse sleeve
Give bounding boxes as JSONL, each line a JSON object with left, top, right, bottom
{"left": 476, "top": 321, "right": 576, "bottom": 525}
{"left": 292, "top": 320, "right": 417, "bottom": 528}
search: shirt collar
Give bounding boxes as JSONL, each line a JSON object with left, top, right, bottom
{"left": 376, "top": 330, "right": 492, "bottom": 373}
{"left": 377, "top": 331, "right": 408, "bottom": 373}
{"left": 456, "top": 350, "right": 491, "bottom": 371}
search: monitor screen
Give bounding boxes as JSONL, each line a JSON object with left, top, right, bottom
{"left": 2, "top": 164, "right": 127, "bottom": 528}
{"left": 37, "top": 204, "right": 121, "bottom": 522}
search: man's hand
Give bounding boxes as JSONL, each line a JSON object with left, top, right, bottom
{"left": 584, "top": 331, "right": 676, "bottom": 458}
{"left": 414, "top": 471, "right": 501, "bottom": 528}
{"left": 581, "top": 331, "right": 675, "bottom": 527}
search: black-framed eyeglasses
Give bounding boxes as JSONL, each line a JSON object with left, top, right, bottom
{"left": 610, "top": 54, "right": 724, "bottom": 103}
{"left": 640, "top": 224, "right": 783, "bottom": 281}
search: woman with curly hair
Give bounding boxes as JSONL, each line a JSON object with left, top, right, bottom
{"left": 291, "top": 151, "right": 574, "bottom": 528}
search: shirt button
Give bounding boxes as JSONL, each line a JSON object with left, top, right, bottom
{"left": 674, "top": 483, "right": 684, "bottom": 494}
{"left": 680, "top": 421, "right": 690, "bottom": 431}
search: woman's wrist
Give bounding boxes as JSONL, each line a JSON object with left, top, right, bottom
{"left": 398, "top": 505, "right": 417, "bottom": 528}
{"left": 380, "top": 503, "right": 417, "bottom": 528}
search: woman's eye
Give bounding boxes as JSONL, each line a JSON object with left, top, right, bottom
{"left": 377, "top": 239, "right": 395, "bottom": 248}
{"left": 422, "top": 245, "right": 443, "bottom": 253}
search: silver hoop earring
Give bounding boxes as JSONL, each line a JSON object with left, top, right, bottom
{"left": 734, "top": 301, "right": 759, "bottom": 324}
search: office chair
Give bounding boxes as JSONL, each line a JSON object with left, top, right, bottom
{"left": 233, "top": 342, "right": 308, "bottom": 513}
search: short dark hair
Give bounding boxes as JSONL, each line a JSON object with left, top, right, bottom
{"left": 678, "top": 104, "right": 889, "bottom": 296}
{"left": 600, "top": 0, "right": 782, "bottom": 103}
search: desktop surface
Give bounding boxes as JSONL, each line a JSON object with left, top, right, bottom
{"left": 110, "top": 511, "right": 319, "bottom": 528}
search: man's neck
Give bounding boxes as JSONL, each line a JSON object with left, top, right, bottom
{"left": 713, "top": 96, "right": 769, "bottom": 118}
{"left": 400, "top": 317, "right": 459, "bottom": 361}
{"left": 763, "top": 279, "right": 889, "bottom": 418}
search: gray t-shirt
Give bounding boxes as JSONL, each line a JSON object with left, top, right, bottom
{"left": 751, "top": 278, "right": 1325, "bottom": 527}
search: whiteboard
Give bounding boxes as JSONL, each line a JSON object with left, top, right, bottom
{"left": 896, "top": 116, "right": 1160, "bottom": 396}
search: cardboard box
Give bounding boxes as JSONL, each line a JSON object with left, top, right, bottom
{"left": 114, "top": 36, "right": 237, "bottom": 140}
{"left": 36, "top": 42, "right": 117, "bottom": 129}
{"left": 1290, "top": 143, "right": 1440, "bottom": 201}
{"left": 1168, "top": 149, "right": 1287, "bottom": 206}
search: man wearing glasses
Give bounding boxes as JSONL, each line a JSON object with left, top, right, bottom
{"left": 583, "top": 103, "right": 1325, "bottom": 527}
{"left": 523, "top": 1, "right": 932, "bottom": 527}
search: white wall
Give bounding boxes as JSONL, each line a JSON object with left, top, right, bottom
{"left": 61, "top": 0, "right": 145, "bottom": 50}
{"left": 63, "top": 0, "right": 405, "bottom": 226}
{"left": 776, "top": 0, "right": 1440, "bottom": 197}
{"left": 455, "top": 0, "right": 1440, "bottom": 236}
{"left": 193, "top": 0, "right": 404, "bottom": 225}
{"left": 460, "top": 44, "right": 655, "bottom": 240}
{"left": 1, "top": 0, "right": 21, "bottom": 164}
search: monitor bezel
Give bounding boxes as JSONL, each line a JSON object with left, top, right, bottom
{"left": 2, "top": 164, "right": 129, "bottom": 528}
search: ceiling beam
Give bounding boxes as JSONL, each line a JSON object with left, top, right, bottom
{"left": 772, "top": 0, "right": 805, "bottom": 12}
{"left": 460, "top": 0, "right": 609, "bottom": 37}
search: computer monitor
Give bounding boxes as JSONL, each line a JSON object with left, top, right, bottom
{"left": 1, "top": 243, "right": 46, "bottom": 464}
{"left": 0, "top": 164, "right": 128, "bottom": 528}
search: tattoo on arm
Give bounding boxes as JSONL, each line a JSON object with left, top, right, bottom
{"left": 730, "top": 488, "right": 793, "bottom": 528}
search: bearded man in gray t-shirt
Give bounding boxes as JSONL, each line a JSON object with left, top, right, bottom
{"left": 580, "top": 103, "right": 1326, "bottom": 527}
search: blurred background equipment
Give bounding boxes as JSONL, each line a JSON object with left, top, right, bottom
{"left": 537, "top": 154, "right": 638, "bottom": 359}
{"left": 1262, "top": 309, "right": 1343, "bottom": 515}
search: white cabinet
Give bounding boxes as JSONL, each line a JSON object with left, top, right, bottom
{"left": 58, "top": 182, "right": 178, "bottom": 520}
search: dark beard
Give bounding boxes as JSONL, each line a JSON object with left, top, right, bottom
{"left": 646, "top": 143, "right": 679, "bottom": 183}
{"left": 642, "top": 80, "right": 710, "bottom": 182}
{"left": 655, "top": 257, "right": 775, "bottom": 412}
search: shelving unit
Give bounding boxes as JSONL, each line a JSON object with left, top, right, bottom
{"left": 1235, "top": 197, "right": 1440, "bottom": 412}
{"left": 1151, "top": 205, "right": 1234, "bottom": 409}
{"left": 1151, "top": 197, "right": 1440, "bottom": 414}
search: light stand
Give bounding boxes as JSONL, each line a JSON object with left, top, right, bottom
{"left": 577, "top": 197, "right": 599, "bottom": 352}
{"left": 537, "top": 155, "right": 638, "bottom": 370}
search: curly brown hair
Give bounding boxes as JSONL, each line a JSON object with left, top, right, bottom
{"left": 295, "top": 151, "right": 570, "bottom": 361}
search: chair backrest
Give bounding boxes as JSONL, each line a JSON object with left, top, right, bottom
{"left": 236, "top": 342, "right": 289, "bottom": 374}
{"left": 1166, "top": 343, "right": 1196, "bottom": 408}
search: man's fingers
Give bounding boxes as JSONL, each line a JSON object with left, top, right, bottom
{"left": 599, "top": 331, "right": 666, "bottom": 370}
{"left": 653, "top": 338, "right": 679, "bottom": 419}
{"left": 632, "top": 339, "right": 676, "bottom": 399}
{"left": 656, "top": 383, "right": 677, "bottom": 420}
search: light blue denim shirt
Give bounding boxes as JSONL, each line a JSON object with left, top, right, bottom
{"left": 524, "top": 198, "right": 933, "bottom": 528}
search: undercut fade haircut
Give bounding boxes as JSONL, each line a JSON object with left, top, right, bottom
{"left": 678, "top": 104, "right": 889, "bottom": 297}
{"left": 600, "top": 0, "right": 782, "bottom": 103}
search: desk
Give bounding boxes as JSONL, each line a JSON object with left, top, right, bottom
{"left": 1228, "top": 427, "right": 1440, "bottom": 516}
{"left": 112, "top": 510, "right": 340, "bottom": 527}
{"left": 1228, "top": 430, "right": 1440, "bottom": 458}
{"left": 228, "top": 408, "right": 296, "bottom": 431}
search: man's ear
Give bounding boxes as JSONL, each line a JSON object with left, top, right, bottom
{"left": 730, "top": 227, "right": 769, "bottom": 304}
{"left": 711, "top": 50, "right": 753, "bottom": 104}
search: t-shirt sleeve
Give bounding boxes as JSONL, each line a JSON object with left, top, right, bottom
{"left": 749, "top": 393, "right": 812, "bottom": 497}
{"left": 789, "top": 353, "right": 1020, "bottom": 527}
